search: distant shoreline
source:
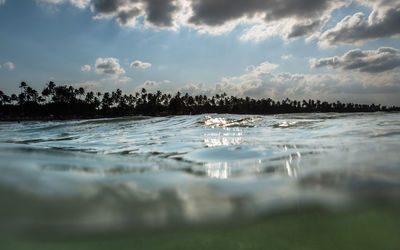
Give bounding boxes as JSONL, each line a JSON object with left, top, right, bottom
{"left": 1, "top": 81, "right": 399, "bottom": 122}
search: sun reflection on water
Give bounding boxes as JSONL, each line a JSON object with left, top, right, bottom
{"left": 284, "top": 145, "right": 302, "bottom": 178}
{"left": 205, "top": 162, "right": 230, "bottom": 179}
{"left": 204, "top": 135, "right": 243, "bottom": 147}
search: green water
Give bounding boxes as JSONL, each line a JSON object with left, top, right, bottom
{"left": 2, "top": 206, "right": 399, "bottom": 250}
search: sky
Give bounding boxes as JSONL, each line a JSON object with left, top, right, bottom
{"left": 0, "top": 0, "right": 400, "bottom": 105}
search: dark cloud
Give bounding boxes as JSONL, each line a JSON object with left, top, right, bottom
{"left": 117, "top": 7, "right": 141, "bottom": 25}
{"left": 145, "top": 0, "right": 179, "bottom": 27}
{"left": 320, "top": 7, "right": 400, "bottom": 46}
{"left": 312, "top": 47, "right": 400, "bottom": 73}
{"left": 41, "top": 0, "right": 400, "bottom": 43}
{"left": 91, "top": 0, "right": 179, "bottom": 27}
{"left": 188, "top": 0, "right": 336, "bottom": 26}
{"left": 287, "top": 19, "right": 322, "bottom": 38}
{"left": 91, "top": 0, "right": 129, "bottom": 14}
{"left": 90, "top": 0, "right": 340, "bottom": 38}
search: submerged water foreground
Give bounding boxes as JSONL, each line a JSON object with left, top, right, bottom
{"left": 1, "top": 112, "right": 400, "bottom": 249}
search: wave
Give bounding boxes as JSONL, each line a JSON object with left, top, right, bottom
{"left": 203, "top": 115, "right": 263, "bottom": 128}
{"left": 0, "top": 112, "right": 400, "bottom": 236}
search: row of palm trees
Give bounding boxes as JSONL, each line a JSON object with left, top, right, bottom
{"left": 0, "top": 81, "right": 399, "bottom": 119}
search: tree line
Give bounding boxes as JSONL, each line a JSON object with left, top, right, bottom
{"left": 0, "top": 81, "right": 399, "bottom": 120}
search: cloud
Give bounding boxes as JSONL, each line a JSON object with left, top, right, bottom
{"left": 90, "top": 0, "right": 181, "bottom": 27}
{"left": 130, "top": 60, "right": 152, "bottom": 69}
{"left": 188, "top": 0, "right": 336, "bottom": 26}
{"left": 286, "top": 19, "right": 324, "bottom": 39}
{"left": 95, "top": 57, "right": 125, "bottom": 75}
{"left": 39, "top": 0, "right": 342, "bottom": 33}
{"left": 281, "top": 54, "right": 293, "bottom": 60}
{"left": 239, "top": 23, "right": 281, "bottom": 42}
{"left": 3, "top": 62, "right": 15, "bottom": 70}
{"left": 72, "top": 80, "right": 100, "bottom": 90}
{"left": 188, "top": 0, "right": 341, "bottom": 39}
{"left": 179, "top": 60, "right": 400, "bottom": 105}
{"left": 143, "top": 80, "right": 157, "bottom": 87}
{"left": 81, "top": 64, "right": 91, "bottom": 72}
{"left": 136, "top": 79, "right": 170, "bottom": 91}
{"left": 136, "top": 80, "right": 158, "bottom": 91}
{"left": 35, "top": 0, "right": 90, "bottom": 9}
{"left": 0, "top": 0, "right": 6, "bottom": 6}
{"left": 239, "top": 17, "right": 328, "bottom": 42}
{"left": 118, "top": 76, "right": 133, "bottom": 84}
{"left": 145, "top": 0, "right": 180, "bottom": 27}
{"left": 70, "top": 0, "right": 90, "bottom": 9}
{"left": 33, "top": 0, "right": 400, "bottom": 45}
{"left": 179, "top": 82, "right": 214, "bottom": 96}
{"left": 115, "top": 7, "right": 142, "bottom": 25}
{"left": 50, "top": 0, "right": 342, "bottom": 41}
{"left": 311, "top": 47, "right": 400, "bottom": 73}
{"left": 319, "top": 4, "right": 400, "bottom": 47}
{"left": 37, "top": 0, "right": 64, "bottom": 3}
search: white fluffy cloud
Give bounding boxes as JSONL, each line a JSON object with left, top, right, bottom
{"left": 3, "top": 62, "right": 15, "bottom": 70}
{"left": 95, "top": 57, "right": 125, "bottom": 76}
{"left": 319, "top": 1, "right": 400, "bottom": 47}
{"left": 130, "top": 60, "right": 152, "bottom": 69}
{"left": 81, "top": 64, "right": 91, "bottom": 72}
{"left": 311, "top": 47, "right": 400, "bottom": 73}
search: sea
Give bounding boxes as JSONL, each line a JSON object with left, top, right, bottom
{"left": 0, "top": 112, "right": 400, "bottom": 249}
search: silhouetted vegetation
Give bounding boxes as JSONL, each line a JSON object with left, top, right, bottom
{"left": 0, "top": 81, "right": 399, "bottom": 120}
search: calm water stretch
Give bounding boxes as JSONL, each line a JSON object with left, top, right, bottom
{"left": 1, "top": 112, "right": 400, "bottom": 249}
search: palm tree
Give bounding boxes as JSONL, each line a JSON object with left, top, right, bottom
{"left": 74, "top": 87, "right": 85, "bottom": 101}
{"left": 19, "top": 82, "right": 27, "bottom": 93}
{"left": 10, "top": 94, "right": 18, "bottom": 105}
{"left": 0, "top": 91, "right": 10, "bottom": 105}
{"left": 85, "top": 91, "right": 95, "bottom": 104}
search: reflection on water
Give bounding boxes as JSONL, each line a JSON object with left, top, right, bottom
{"left": 204, "top": 132, "right": 244, "bottom": 147}
{"left": 0, "top": 112, "right": 400, "bottom": 236}
{"left": 284, "top": 146, "right": 302, "bottom": 178}
{"left": 205, "top": 162, "right": 230, "bottom": 179}
{"left": 204, "top": 116, "right": 263, "bottom": 128}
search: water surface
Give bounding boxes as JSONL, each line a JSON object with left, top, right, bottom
{"left": 1, "top": 112, "right": 400, "bottom": 248}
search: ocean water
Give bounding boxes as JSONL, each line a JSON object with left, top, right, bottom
{"left": 1, "top": 112, "right": 400, "bottom": 249}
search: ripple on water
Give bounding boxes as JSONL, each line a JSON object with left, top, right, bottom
{"left": 203, "top": 115, "right": 263, "bottom": 128}
{"left": 0, "top": 113, "right": 400, "bottom": 234}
